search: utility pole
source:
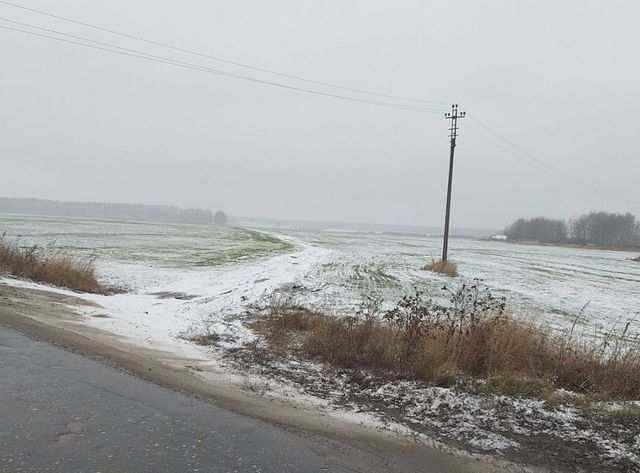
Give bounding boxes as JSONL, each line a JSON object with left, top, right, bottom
{"left": 441, "top": 104, "right": 465, "bottom": 261}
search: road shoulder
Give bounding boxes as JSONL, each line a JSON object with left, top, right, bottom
{"left": 0, "top": 282, "right": 540, "bottom": 473}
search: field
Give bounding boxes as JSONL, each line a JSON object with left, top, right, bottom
{"left": 1, "top": 214, "right": 639, "bottom": 342}
{"left": 2, "top": 214, "right": 640, "bottom": 470}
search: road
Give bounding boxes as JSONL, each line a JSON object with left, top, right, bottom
{"left": 0, "top": 326, "right": 436, "bottom": 473}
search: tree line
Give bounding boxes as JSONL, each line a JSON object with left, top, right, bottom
{"left": 505, "top": 211, "right": 640, "bottom": 248}
{"left": 0, "top": 197, "right": 222, "bottom": 226}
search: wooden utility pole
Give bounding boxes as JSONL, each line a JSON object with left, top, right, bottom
{"left": 442, "top": 104, "right": 465, "bottom": 261}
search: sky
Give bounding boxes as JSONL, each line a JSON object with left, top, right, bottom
{"left": 1, "top": 0, "right": 639, "bottom": 230}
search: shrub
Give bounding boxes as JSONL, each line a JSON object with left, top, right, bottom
{"left": 423, "top": 258, "right": 458, "bottom": 277}
{"left": 251, "top": 283, "right": 640, "bottom": 400}
{"left": 188, "top": 333, "right": 220, "bottom": 346}
{"left": 0, "top": 237, "right": 110, "bottom": 294}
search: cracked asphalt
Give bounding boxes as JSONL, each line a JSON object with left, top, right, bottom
{"left": 0, "top": 326, "right": 415, "bottom": 473}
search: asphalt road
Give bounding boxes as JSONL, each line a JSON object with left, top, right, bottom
{"left": 0, "top": 326, "right": 414, "bottom": 473}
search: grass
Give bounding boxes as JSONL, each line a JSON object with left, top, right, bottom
{"left": 605, "top": 403, "right": 640, "bottom": 425}
{"left": 187, "top": 333, "right": 220, "bottom": 346}
{"left": 0, "top": 237, "right": 111, "bottom": 294}
{"left": 248, "top": 285, "right": 640, "bottom": 400}
{"left": 423, "top": 258, "right": 458, "bottom": 277}
{"left": 193, "top": 228, "right": 295, "bottom": 267}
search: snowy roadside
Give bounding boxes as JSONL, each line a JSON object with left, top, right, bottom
{"left": 0, "top": 235, "right": 331, "bottom": 357}
{"left": 223, "top": 338, "right": 640, "bottom": 473}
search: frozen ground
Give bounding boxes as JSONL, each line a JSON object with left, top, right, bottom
{"left": 273, "top": 229, "right": 640, "bottom": 338}
{"left": 2, "top": 214, "right": 638, "bottom": 340}
{"left": 227, "top": 349, "right": 640, "bottom": 472}
{"left": 2, "top": 215, "right": 640, "bottom": 471}
{"left": 0, "top": 215, "right": 332, "bottom": 357}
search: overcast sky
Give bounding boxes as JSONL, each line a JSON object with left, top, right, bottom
{"left": 1, "top": 0, "right": 639, "bottom": 229}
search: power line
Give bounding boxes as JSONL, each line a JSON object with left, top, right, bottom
{"left": 465, "top": 123, "right": 571, "bottom": 180}
{"left": 0, "top": 21, "right": 446, "bottom": 114}
{"left": 0, "top": 0, "right": 450, "bottom": 106}
{"left": 467, "top": 114, "right": 640, "bottom": 203}
{"left": 4, "top": 3, "right": 635, "bottom": 206}
{"left": 464, "top": 121, "right": 640, "bottom": 205}
{"left": 467, "top": 114, "right": 573, "bottom": 179}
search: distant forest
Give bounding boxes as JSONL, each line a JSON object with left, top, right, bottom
{"left": 505, "top": 211, "right": 640, "bottom": 248}
{"left": 0, "top": 197, "right": 217, "bottom": 225}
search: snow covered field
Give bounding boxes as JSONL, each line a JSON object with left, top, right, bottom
{"left": 2, "top": 214, "right": 639, "bottom": 351}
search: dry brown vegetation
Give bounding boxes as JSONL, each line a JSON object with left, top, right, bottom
{"left": 0, "top": 237, "right": 110, "bottom": 294}
{"left": 187, "top": 333, "right": 220, "bottom": 346}
{"left": 423, "top": 258, "right": 458, "bottom": 277}
{"left": 250, "top": 284, "right": 640, "bottom": 400}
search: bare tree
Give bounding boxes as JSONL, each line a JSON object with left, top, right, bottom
{"left": 570, "top": 212, "right": 639, "bottom": 247}
{"left": 505, "top": 217, "right": 567, "bottom": 243}
{"left": 0, "top": 197, "right": 214, "bottom": 225}
{"left": 214, "top": 211, "right": 227, "bottom": 226}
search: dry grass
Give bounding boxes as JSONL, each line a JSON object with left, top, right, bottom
{"left": 423, "top": 258, "right": 458, "bottom": 277}
{"left": 251, "top": 286, "right": 640, "bottom": 400}
{"left": 188, "top": 333, "right": 220, "bottom": 346}
{"left": 0, "top": 237, "right": 110, "bottom": 294}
